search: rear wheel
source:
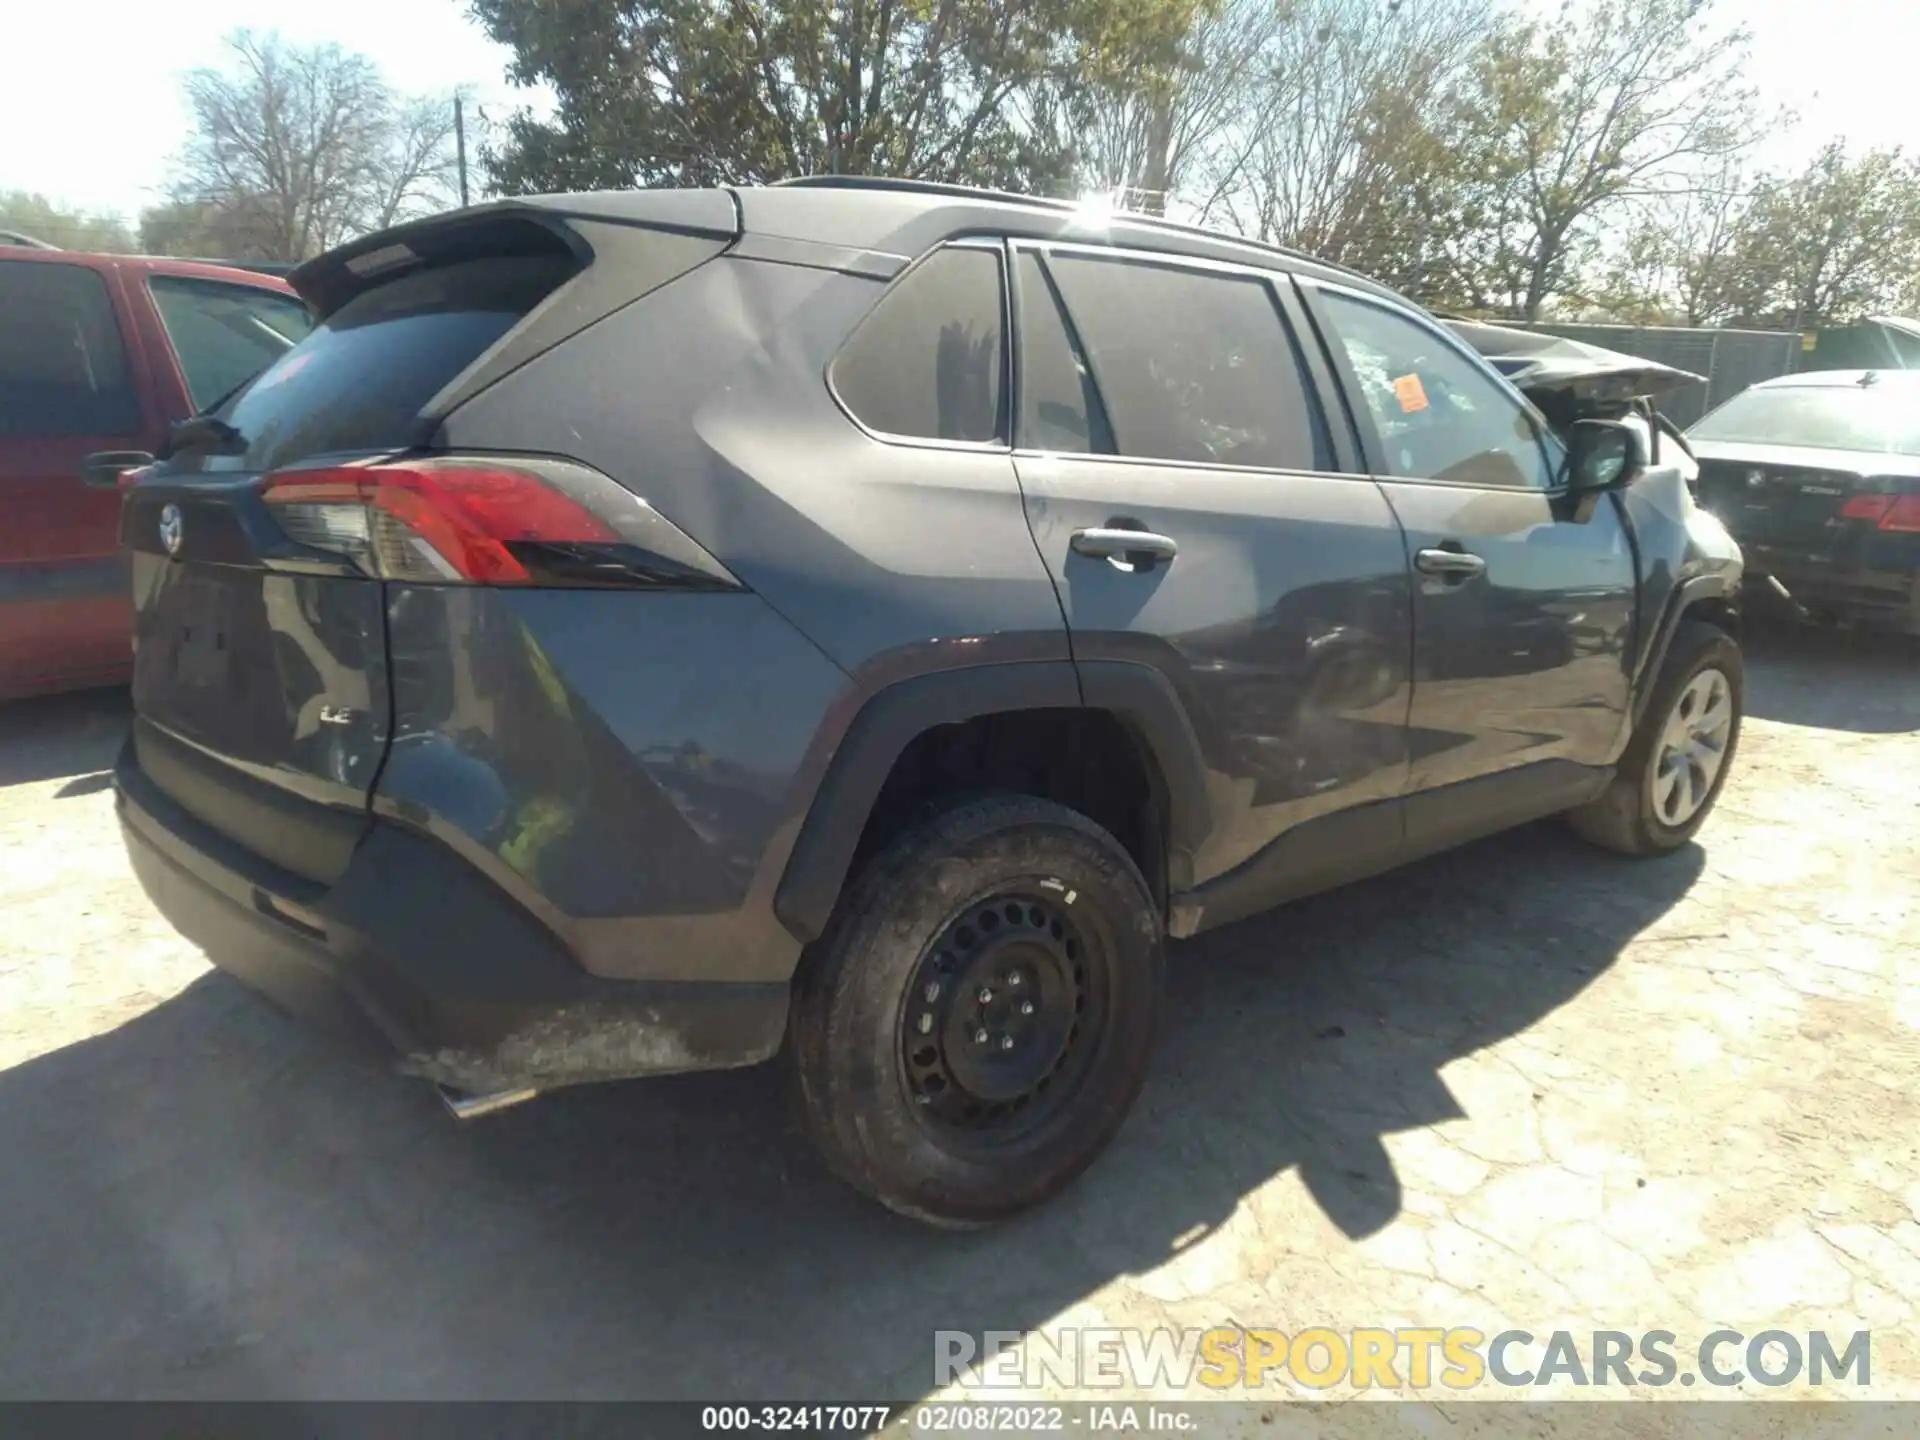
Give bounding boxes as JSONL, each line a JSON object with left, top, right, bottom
{"left": 1569, "top": 619, "right": 1743, "bottom": 855}
{"left": 789, "top": 794, "right": 1162, "bottom": 1226}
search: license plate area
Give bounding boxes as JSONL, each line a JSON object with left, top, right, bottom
{"left": 164, "top": 571, "right": 239, "bottom": 692}
{"left": 1719, "top": 468, "right": 1848, "bottom": 552}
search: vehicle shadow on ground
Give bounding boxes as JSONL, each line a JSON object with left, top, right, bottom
{"left": 0, "top": 687, "right": 129, "bottom": 788}
{"left": 0, "top": 820, "right": 1700, "bottom": 1400}
{"left": 1742, "top": 618, "right": 1918, "bottom": 734}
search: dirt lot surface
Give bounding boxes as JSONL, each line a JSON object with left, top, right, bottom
{"left": 1, "top": 623, "right": 1915, "bottom": 1420}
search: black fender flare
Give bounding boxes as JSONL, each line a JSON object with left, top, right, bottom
{"left": 772, "top": 660, "right": 1213, "bottom": 943}
{"left": 1631, "top": 572, "right": 1742, "bottom": 728}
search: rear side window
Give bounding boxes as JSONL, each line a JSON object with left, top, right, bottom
{"left": 0, "top": 260, "right": 139, "bottom": 437}
{"left": 149, "top": 275, "right": 314, "bottom": 412}
{"left": 203, "top": 253, "right": 574, "bottom": 472}
{"left": 1042, "top": 253, "right": 1331, "bottom": 471}
{"left": 832, "top": 246, "right": 1006, "bottom": 444}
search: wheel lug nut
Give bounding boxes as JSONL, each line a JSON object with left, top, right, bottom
{"left": 974, "top": 1028, "right": 989, "bottom": 1045}
{"left": 978, "top": 987, "right": 994, "bottom": 1004}
{"left": 1000, "top": 1035, "right": 1015, "bottom": 1050}
{"left": 1019, "top": 1000, "right": 1035, "bottom": 1016}
{"left": 1007, "top": 973, "right": 1022, "bottom": 988}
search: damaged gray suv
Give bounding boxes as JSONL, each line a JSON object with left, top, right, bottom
{"left": 114, "top": 178, "right": 1745, "bottom": 1225}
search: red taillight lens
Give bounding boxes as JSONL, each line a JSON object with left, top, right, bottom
{"left": 1840, "top": 494, "right": 1895, "bottom": 523}
{"left": 1879, "top": 494, "right": 1920, "bottom": 533}
{"left": 262, "top": 459, "right": 619, "bottom": 583}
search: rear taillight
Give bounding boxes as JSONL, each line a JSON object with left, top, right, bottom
{"left": 1839, "top": 494, "right": 1894, "bottom": 523}
{"left": 262, "top": 458, "right": 624, "bottom": 585}
{"left": 1842, "top": 491, "right": 1920, "bottom": 532}
{"left": 1879, "top": 494, "right": 1920, "bottom": 533}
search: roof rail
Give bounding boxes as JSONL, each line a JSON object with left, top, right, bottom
{"left": 769, "top": 174, "right": 1379, "bottom": 288}
{"left": 0, "top": 229, "right": 61, "bottom": 251}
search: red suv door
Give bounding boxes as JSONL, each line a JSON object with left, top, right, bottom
{"left": 0, "top": 255, "right": 158, "bottom": 699}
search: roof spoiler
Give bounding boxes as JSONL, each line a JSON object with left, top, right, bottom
{"left": 289, "top": 193, "right": 739, "bottom": 319}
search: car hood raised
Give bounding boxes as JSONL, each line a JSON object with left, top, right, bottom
{"left": 1445, "top": 318, "right": 1706, "bottom": 405}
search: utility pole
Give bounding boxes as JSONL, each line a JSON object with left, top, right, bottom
{"left": 455, "top": 94, "right": 470, "bottom": 208}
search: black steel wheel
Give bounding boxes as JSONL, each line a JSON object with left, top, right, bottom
{"left": 898, "top": 890, "right": 1104, "bottom": 1143}
{"left": 790, "top": 794, "right": 1162, "bottom": 1226}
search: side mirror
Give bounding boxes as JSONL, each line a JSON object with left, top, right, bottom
{"left": 1566, "top": 420, "right": 1646, "bottom": 494}
{"left": 80, "top": 450, "right": 154, "bottom": 490}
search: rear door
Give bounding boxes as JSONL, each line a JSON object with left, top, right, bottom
{"left": 123, "top": 248, "right": 581, "bottom": 879}
{"left": 1300, "top": 281, "right": 1636, "bottom": 836}
{"left": 1008, "top": 242, "right": 1413, "bottom": 892}
{"left": 0, "top": 257, "right": 149, "bottom": 694}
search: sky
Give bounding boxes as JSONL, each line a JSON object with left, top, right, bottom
{"left": 0, "top": 0, "right": 1913, "bottom": 225}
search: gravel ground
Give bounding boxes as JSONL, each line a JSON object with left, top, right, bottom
{"left": 0, "top": 621, "right": 1915, "bottom": 1419}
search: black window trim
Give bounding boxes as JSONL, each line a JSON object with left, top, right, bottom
{"left": 1007, "top": 238, "right": 1372, "bottom": 484}
{"left": 1006, "top": 241, "right": 1113, "bottom": 458}
{"left": 824, "top": 236, "right": 1014, "bottom": 454}
{"left": 1297, "top": 277, "right": 1568, "bottom": 494}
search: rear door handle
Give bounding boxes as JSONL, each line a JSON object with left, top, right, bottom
{"left": 1414, "top": 547, "right": 1486, "bottom": 579}
{"left": 1071, "top": 528, "right": 1179, "bottom": 565}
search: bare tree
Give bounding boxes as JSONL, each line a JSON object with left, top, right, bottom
{"left": 1581, "top": 157, "right": 1758, "bottom": 324}
{"left": 1186, "top": 0, "right": 1501, "bottom": 300}
{"left": 372, "top": 93, "right": 465, "bottom": 229}
{"left": 1069, "top": 0, "right": 1285, "bottom": 214}
{"left": 166, "top": 31, "right": 462, "bottom": 262}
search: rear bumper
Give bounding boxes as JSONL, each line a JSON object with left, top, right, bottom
{"left": 115, "top": 741, "right": 788, "bottom": 1092}
{"left": 1744, "top": 549, "right": 1920, "bottom": 634}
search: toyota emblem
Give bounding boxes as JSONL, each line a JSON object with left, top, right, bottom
{"left": 158, "top": 503, "right": 184, "bottom": 557}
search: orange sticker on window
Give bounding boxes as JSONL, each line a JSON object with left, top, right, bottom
{"left": 1392, "top": 373, "right": 1430, "bottom": 414}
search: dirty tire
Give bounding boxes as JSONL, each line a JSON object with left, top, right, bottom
{"left": 1568, "top": 619, "right": 1744, "bottom": 856}
{"left": 789, "top": 793, "right": 1162, "bottom": 1227}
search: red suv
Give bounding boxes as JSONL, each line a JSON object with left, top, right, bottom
{"left": 0, "top": 246, "right": 311, "bottom": 699}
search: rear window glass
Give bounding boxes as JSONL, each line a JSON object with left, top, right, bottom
{"left": 150, "top": 275, "right": 314, "bottom": 411}
{"left": 198, "top": 253, "right": 573, "bottom": 472}
{"left": 1690, "top": 383, "right": 1920, "bottom": 456}
{"left": 832, "top": 246, "right": 1006, "bottom": 444}
{"left": 0, "top": 259, "right": 139, "bottom": 437}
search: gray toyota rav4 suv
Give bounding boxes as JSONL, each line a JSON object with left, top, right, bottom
{"left": 115, "top": 178, "right": 1745, "bottom": 1225}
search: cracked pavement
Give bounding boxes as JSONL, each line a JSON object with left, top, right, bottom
{"left": 0, "top": 622, "right": 1915, "bottom": 1415}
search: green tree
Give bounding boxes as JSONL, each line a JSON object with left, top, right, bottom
{"left": 1719, "top": 142, "right": 1920, "bottom": 328}
{"left": 471, "top": 0, "right": 1206, "bottom": 194}
{"left": 1454, "top": 0, "right": 1759, "bottom": 320}
{"left": 0, "top": 190, "right": 135, "bottom": 253}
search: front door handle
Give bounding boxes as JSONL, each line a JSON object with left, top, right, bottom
{"left": 1414, "top": 547, "right": 1487, "bottom": 580}
{"left": 1071, "top": 527, "right": 1179, "bottom": 568}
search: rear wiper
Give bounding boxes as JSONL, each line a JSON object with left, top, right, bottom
{"left": 158, "top": 415, "right": 248, "bottom": 461}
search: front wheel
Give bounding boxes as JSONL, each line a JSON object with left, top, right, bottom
{"left": 788, "top": 794, "right": 1163, "bottom": 1226}
{"left": 1569, "top": 619, "right": 1744, "bottom": 856}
